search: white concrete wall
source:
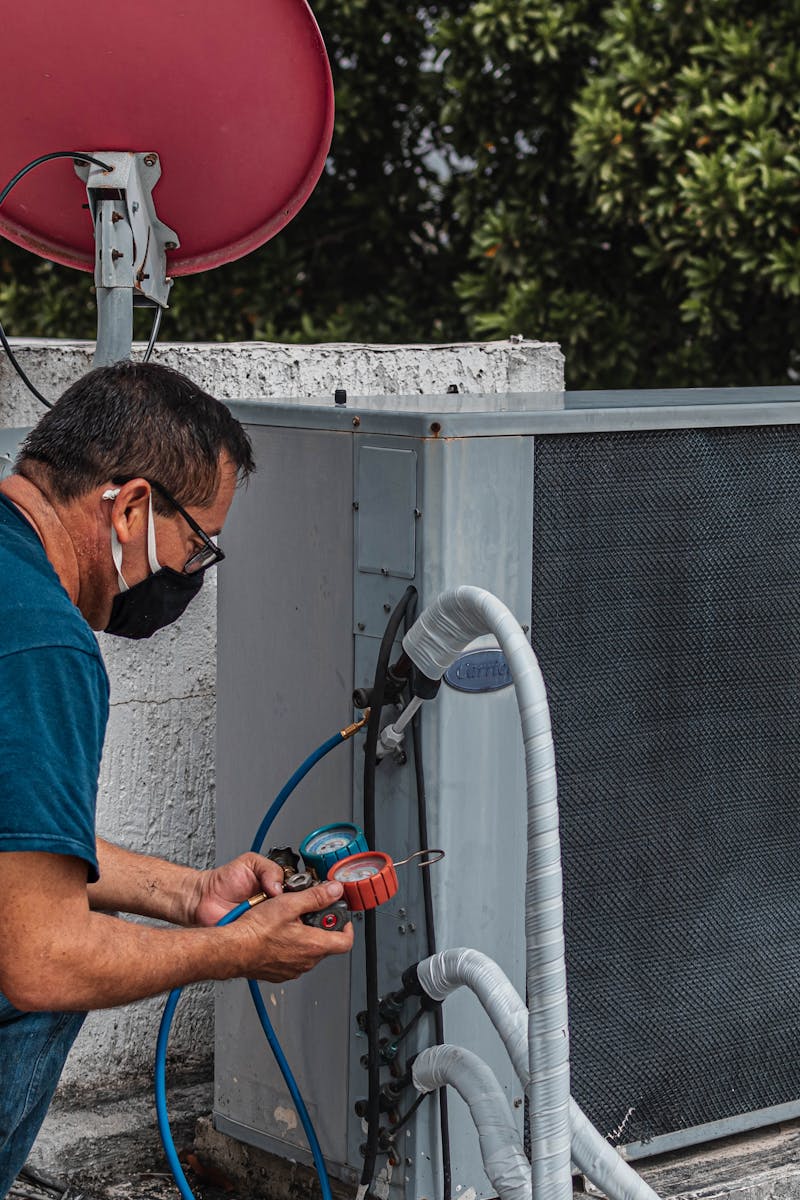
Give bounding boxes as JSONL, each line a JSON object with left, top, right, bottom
{"left": 0, "top": 338, "right": 564, "bottom": 1094}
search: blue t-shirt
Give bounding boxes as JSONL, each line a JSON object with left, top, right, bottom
{"left": 0, "top": 493, "right": 108, "bottom": 881}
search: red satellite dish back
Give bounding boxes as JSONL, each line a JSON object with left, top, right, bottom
{"left": 0, "top": 0, "right": 334, "bottom": 275}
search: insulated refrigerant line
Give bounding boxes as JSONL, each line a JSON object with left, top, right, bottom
{"left": 411, "top": 1045, "right": 531, "bottom": 1200}
{"left": 402, "top": 586, "right": 573, "bottom": 1200}
{"left": 411, "top": 948, "right": 662, "bottom": 1200}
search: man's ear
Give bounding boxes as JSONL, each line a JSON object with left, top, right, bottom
{"left": 106, "top": 479, "right": 151, "bottom": 545}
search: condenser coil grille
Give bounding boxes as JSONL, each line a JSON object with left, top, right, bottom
{"left": 531, "top": 424, "right": 800, "bottom": 1152}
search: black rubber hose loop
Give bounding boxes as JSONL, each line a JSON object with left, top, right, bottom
{"left": 360, "top": 586, "right": 418, "bottom": 1195}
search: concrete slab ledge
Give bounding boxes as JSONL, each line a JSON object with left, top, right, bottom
{"left": 25, "top": 1077, "right": 212, "bottom": 1186}
{"left": 194, "top": 1117, "right": 800, "bottom": 1200}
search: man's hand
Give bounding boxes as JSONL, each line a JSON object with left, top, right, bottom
{"left": 229, "top": 881, "right": 354, "bottom": 982}
{"left": 190, "top": 853, "right": 286, "bottom": 927}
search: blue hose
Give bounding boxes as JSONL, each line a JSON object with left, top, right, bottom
{"left": 155, "top": 730, "right": 346, "bottom": 1200}
{"left": 249, "top": 730, "right": 345, "bottom": 855}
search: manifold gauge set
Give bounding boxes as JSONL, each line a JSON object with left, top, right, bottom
{"left": 270, "top": 822, "right": 443, "bottom": 928}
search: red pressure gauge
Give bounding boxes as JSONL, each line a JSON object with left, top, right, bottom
{"left": 328, "top": 851, "right": 399, "bottom": 911}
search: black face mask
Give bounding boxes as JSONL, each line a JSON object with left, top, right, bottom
{"left": 102, "top": 488, "right": 205, "bottom": 639}
{"left": 104, "top": 567, "right": 204, "bottom": 640}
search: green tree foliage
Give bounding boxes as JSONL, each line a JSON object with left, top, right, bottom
{"left": 568, "top": 0, "right": 800, "bottom": 384}
{"left": 2, "top": 1, "right": 800, "bottom": 387}
{"left": 445, "top": 0, "right": 800, "bottom": 386}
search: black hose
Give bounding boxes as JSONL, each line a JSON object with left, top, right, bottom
{"left": 410, "top": 672, "right": 452, "bottom": 1200}
{"left": 387, "top": 1092, "right": 427, "bottom": 1142}
{"left": 142, "top": 304, "right": 163, "bottom": 364}
{"left": 360, "top": 586, "right": 417, "bottom": 1194}
{"left": 0, "top": 321, "right": 52, "bottom": 409}
{"left": 384, "top": 1005, "right": 425, "bottom": 1059}
{"left": 0, "top": 151, "right": 164, "bottom": 406}
{"left": 0, "top": 151, "right": 113, "bottom": 208}
{"left": 0, "top": 152, "right": 113, "bottom": 410}
{"left": 361, "top": 914, "right": 381, "bottom": 1192}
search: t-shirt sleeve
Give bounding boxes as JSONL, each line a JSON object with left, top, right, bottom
{"left": 0, "top": 645, "right": 109, "bottom": 881}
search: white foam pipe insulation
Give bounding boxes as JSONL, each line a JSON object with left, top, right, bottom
{"left": 412, "top": 1045, "right": 531, "bottom": 1200}
{"left": 402, "top": 585, "right": 581, "bottom": 1198}
{"left": 416, "top": 948, "right": 661, "bottom": 1200}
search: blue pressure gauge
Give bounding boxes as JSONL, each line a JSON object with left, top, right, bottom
{"left": 300, "top": 822, "right": 368, "bottom": 879}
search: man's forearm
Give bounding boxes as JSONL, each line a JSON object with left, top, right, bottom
{"left": 89, "top": 837, "right": 200, "bottom": 925}
{"left": 15, "top": 909, "right": 245, "bottom": 1011}
{"left": 0, "top": 851, "right": 353, "bottom": 1012}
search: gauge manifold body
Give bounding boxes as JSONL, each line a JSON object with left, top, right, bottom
{"left": 329, "top": 851, "right": 398, "bottom": 911}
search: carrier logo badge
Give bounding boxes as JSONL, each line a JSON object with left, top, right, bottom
{"left": 443, "top": 649, "right": 512, "bottom": 693}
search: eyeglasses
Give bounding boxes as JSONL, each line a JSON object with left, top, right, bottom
{"left": 110, "top": 476, "right": 226, "bottom": 573}
{"left": 147, "top": 480, "right": 225, "bottom": 574}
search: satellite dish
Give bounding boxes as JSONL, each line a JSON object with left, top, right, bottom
{"left": 0, "top": 0, "right": 334, "bottom": 277}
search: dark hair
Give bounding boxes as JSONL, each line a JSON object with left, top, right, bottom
{"left": 17, "top": 360, "right": 255, "bottom": 511}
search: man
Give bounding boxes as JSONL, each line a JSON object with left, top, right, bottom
{"left": 0, "top": 360, "right": 353, "bottom": 1193}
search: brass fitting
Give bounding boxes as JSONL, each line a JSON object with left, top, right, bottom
{"left": 340, "top": 708, "right": 371, "bottom": 740}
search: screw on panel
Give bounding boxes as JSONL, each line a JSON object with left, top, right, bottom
{"left": 143, "top": 153, "right": 158, "bottom": 167}
{"left": 111, "top": 211, "right": 123, "bottom": 223}
{"left": 352, "top": 416, "right": 361, "bottom": 427}
{"left": 430, "top": 422, "right": 441, "bottom": 436}
{"left": 414, "top": 509, "right": 422, "bottom": 519}
{"left": 164, "top": 241, "right": 178, "bottom": 250}
{"left": 353, "top": 501, "right": 360, "bottom": 510}
{"left": 111, "top": 250, "right": 124, "bottom": 262}
{"left": 357, "top": 622, "right": 366, "bottom": 631}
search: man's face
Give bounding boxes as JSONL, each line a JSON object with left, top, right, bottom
{"left": 148, "top": 454, "right": 237, "bottom": 579}
{"left": 96, "top": 452, "right": 239, "bottom": 631}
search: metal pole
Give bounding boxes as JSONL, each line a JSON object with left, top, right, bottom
{"left": 94, "top": 287, "right": 133, "bottom": 366}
